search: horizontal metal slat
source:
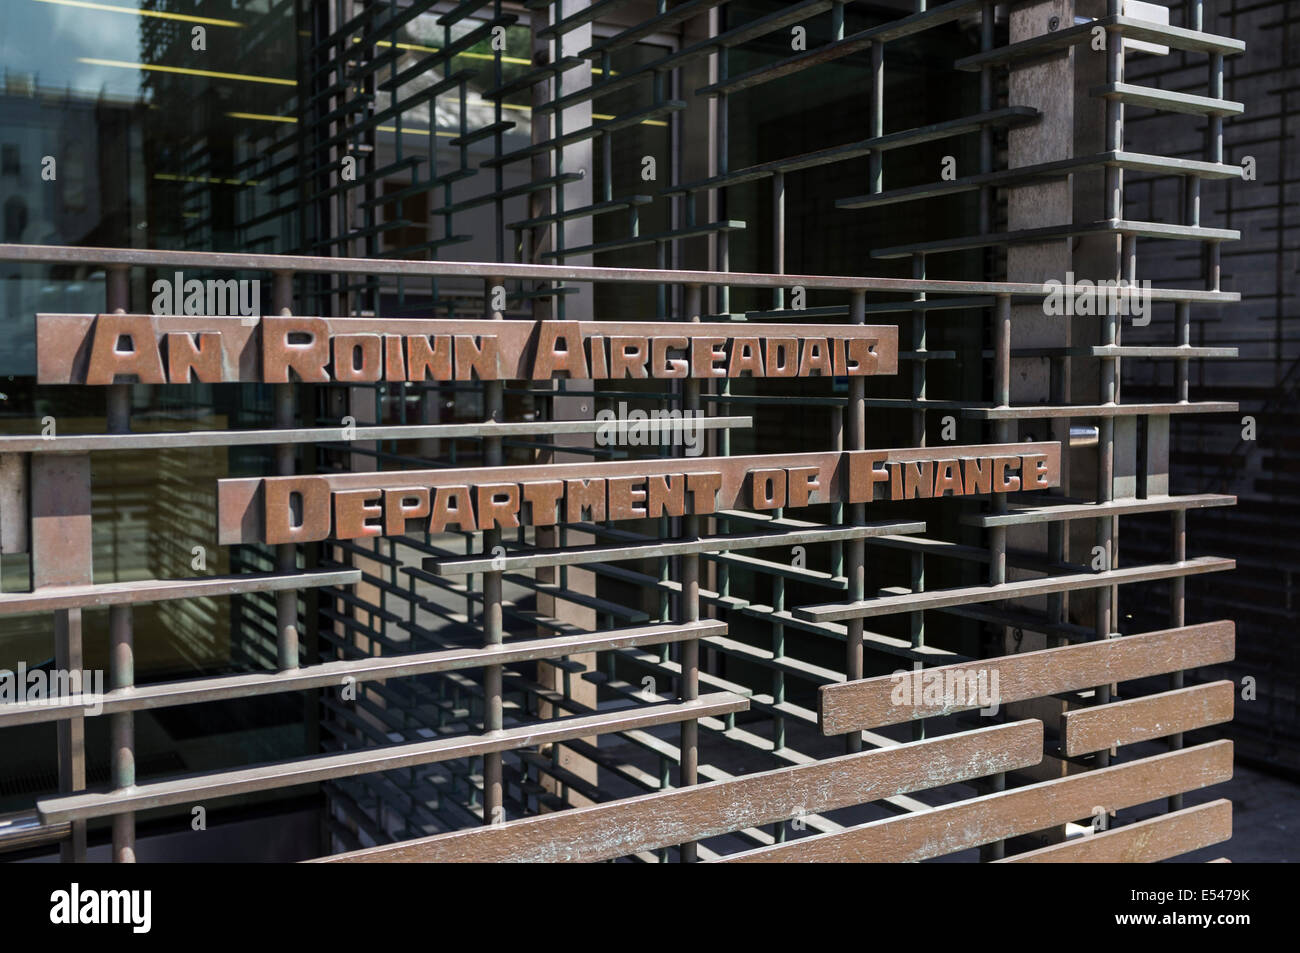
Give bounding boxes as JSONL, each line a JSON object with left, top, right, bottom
{"left": 0, "top": 620, "right": 725, "bottom": 727}
{"left": 797, "top": 558, "right": 1235, "bottom": 624}
{"left": 961, "top": 493, "right": 1236, "bottom": 528}
{"left": 316, "top": 719, "right": 1043, "bottom": 862}
{"left": 37, "top": 693, "right": 749, "bottom": 823}
{"left": 0, "top": 569, "right": 360, "bottom": 617}
{"left": 719, "top": 741, "right": 1233, "bottom": 862}
{"left": 818, "top": 620, "right": 1234, "bottom": 733}
{"left": 995, "top": 799, "right": 1232, "bottom": 863}
{"left": 427, "top": 520, "right": 928, "bottom": 575}
{"left": 1062, "top": 680, "right": 1235, "bottom": 756}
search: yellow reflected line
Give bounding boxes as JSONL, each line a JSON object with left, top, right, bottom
{"left": 377, "top": 125, "right": 456, "bottom": 138}
{"left": 155, "top": 173, "right": 260, "bottom": 186}
{"left": 496, "top": 104, "right": 668, "bottom": 128}
{"left": 33, "top": 0, "right": 243, "bottom": 27}
{"left": 224, "top": 110, "right": 654, "bottom": 138}
{"left": 480, "top": 101, "right": 664, "bottom": 127}
{"left": 228, "top": 111, "right": 297, "bottom": 123}
{"left": 78, "top": 58, "right": 294, "bottom": 86}
{"left": 460, "top": 50, "right": 534, "bottom": 66}
{"left": 595, "top": 112, "right": 668, "bottom": 127}
{"left": 351, "top": 35, "right": 612, "bottom": 72}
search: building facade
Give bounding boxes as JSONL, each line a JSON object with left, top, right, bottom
{"left": 0, "top": 0, "right": 1275, "bottom": 863}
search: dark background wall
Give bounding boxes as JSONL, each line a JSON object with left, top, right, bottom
{"left": 1123, "top": 0, "right": 1299, "bottom": 776}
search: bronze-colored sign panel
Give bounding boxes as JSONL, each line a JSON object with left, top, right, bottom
{"left": 36, "top": 314, "right": 899, "bottom": 384}
{"left": 216, "top": 442, "right": 1060, "bottom": 545}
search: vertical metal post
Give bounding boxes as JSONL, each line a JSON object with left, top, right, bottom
{"left": 54, "top": 604, "right": 86, "bottom": 862}
{"left": 979, "top": 0, "right": 994, "bottom": 233}
{"left": 868, "top": 42, "right": 884, "bottom": 192}
{"left": 679, "top": 283, "right": 702, "bottom": 862}
{"left": 983, "top": 293, "right": 1012, "bottom": 861}
{"left": 772, "top": 172, "right": 785, "bottom": 310}
{"left": 273, "top": 272, "right": 300, "bottom": 674}
{"left": 483, "top": 276, "right": 506, "bottom": 823}
{"left": 714, "top": 17, "right": 730, "bottom": 319}
{"left": 1176, "top": 302, "right": 1191, "bottom": 403}
{"left": 910, "top": 254, "right": 927, "bottom": 741}
{"left": 1170, "top": 38, "right": 1202, "bottom": 804}
{"left": 845, "top": 290, "right": 867, "bottom": 754}
{"left": 34, "top": 439, "right": 94, "bottom": 863}
{"left": 1167, "top": 506, "right": 1187, "bottom": 812}
{"left": 1094, "top": 0, "right": 1125, "bottom": 784}
{"left": 1096, "top": 296, "right": 1118, "bottom": 773}
{"left": 1105, "top": 0, "right": 1125, "bottom": 221}
{"left": 1208, "top": 52, "right": 1224, "bottom": 292}
{"left": 990, "top": 294, "right": 1011, "bottom": 588}
{"left": 977, "top": 5, "right": 1007, "bottom": 835}
{"left": 104, "top": 265, "right": 136, "bottom": 863}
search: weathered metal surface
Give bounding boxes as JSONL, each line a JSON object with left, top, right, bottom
{"left": 318, "top": 720, "right": 1043, "bottom": 863}
{"left": 29, "top": 455, "right": 93, "bottom": 588}
{"left": 1062, "top": 681, "right": 1235, "bottom": 756}
{"left": 720, "top": 741, "right": 1233, "bottom": 862}
{"left": 820, "top": 621, "right": 1235, "bottom": 733}
{"left": 37, "top": 693, "right": 750, "bottom": 823}
{"left": 0, "top": 454, "right": 26, "bottom": 555}
{"left": 996, "top": 799, "right": 1232, "bottom": 863}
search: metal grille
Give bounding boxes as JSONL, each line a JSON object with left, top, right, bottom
{"left": 0, "top": 0, "right": 1245, "bottom": 863}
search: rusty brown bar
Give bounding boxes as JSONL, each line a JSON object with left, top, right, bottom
{"left": 0, "top": 243, "right": 1241, "bottom": 301}
{"left": 719, "top": 741, "right": 1233, "bottom": 862}
{"left": 0, "top": 621, "right": 728, "bottom": 728}
{"left": 37, "top": 693, "right": 749, "bottom": 824}
{"left": 1062, "top": 680, "right": 1234, "bottom": 756}
{"left": 315, "top": 720, "right": 1043, "bottom": 863}
{"left": 995, "top": 799, "right": 1232, "bottom": 863}
{"left": 0, "top": 569, "right": 361, "bottom": 617}
{"left": 819, "top": 620, "right": 1234, "bottom": 733}
{"left": 0, "top": 416, "right": 755, "bottom": 454}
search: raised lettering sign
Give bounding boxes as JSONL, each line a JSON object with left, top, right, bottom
{"left": 216, "top": 443, "right": 1061, "bottom": 545}
{"left": 36, "top": 315, "right": 899, "bottom": 384}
